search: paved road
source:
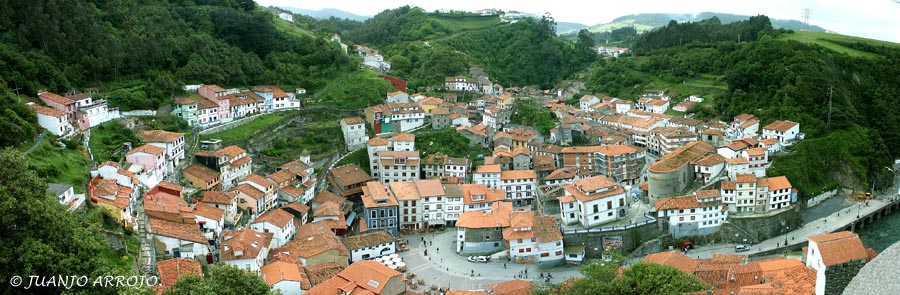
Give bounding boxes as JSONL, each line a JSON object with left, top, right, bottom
{"left": 397, "top": 230, "right": 583, "bottom": 291}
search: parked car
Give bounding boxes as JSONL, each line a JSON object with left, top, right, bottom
{"left": 467, "top": 256, "right": 490, "bottom": 263}
{"left": 735, "top": 245, "right": 751, "bottom": 252}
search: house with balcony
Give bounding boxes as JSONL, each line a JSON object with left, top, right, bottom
{"left": 654, "top": 190, "right": 727, "bottom": 238}
{"left": 172, "top": 96, "right": 200, "bottom": 127}
{"left": 194, "top": 144, "right": 252, "bottom": 190}
{"left": 461, "top": 184, "right": 506, "bottom": 212}
{"left": 341, "top": 117, "right": 369, "bottom": 151}
{"left": 361, "top": 181, "right": 400, "bottom": 237}
{"left": 37, "top": 91, "right": 76, "bottom": 122}
{"left": 503, "top": 211, "right": 565, "bottom": 265}
{"left": 28, "top": 103, "right": 74, "bottom": 137}
{"left": 141, "top": 130, "right": 185, "bottom": 176}
{"left": 762, "top": 120, "right": 801, "bottom": 144}
{"left": 499, "top": 170, "right": 537, "bottom": 206}
{"left": 456, "top": 202, "right": 513, "bottom": 254}
{"left": 125, "top": 144, "right": 169, "bottom": 184}
{"left": 250, "top": 208, "right": 297, "bottom": 248}
{"left": 220, "top": 228, "right": 273, "bottom": 274}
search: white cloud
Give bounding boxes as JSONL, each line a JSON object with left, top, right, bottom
{"left": 256, "top": 0, "right": 900, "bottom": 42}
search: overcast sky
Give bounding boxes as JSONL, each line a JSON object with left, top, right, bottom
{"left": 257, "top": 0, "right": 900, "bottom": 43}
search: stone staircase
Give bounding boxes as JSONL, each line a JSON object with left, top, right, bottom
{"left": 135, "top": 207, "right": 154, "bottom": 274}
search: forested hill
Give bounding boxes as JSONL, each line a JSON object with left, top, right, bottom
{"left": 346, "top": 6, "right": 594, "bottom": 91}
{"left": 588, "top": 16, "right": 900, "bottom": 195}
{"left": 0, "top": 0, "right": 353, "bottom": 111}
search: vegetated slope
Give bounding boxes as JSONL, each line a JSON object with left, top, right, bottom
{"left": 777, "top": 31, "right": 900, "bottom": 59}
{"left": 0, "top": 0, "right": 353, "bottom": 112}
{"left": 281, "top": 7, "right": 370, "bottom": 21}
{"left": 347, "top": 6, "right": 591, "bottom": 90}
{"left": 586, "top": 16, "right": 900, "bottom": 196}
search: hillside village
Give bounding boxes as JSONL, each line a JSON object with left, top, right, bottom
{"left": 13, "top": 5, "right": 900, "bottom": 295}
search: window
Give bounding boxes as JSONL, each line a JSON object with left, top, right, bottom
{"left": 593, "top": 204, "right": 599, "bottom": 213}
{"left": 607, "top": 201, "right": 613, "bottom": 209}
{"left": 541, "top": 252, "right": 550, "bottom": 257}
{"left": 607, "top": 212, "right": 613, "bottom": 217}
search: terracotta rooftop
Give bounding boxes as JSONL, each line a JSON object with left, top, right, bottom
{"left": 643, "top": 251, "right": 700, "bottom": 274}
{"left": 545, "top": 167, "right": 577, "bottom": 181}
{"left": 261, "top": 261, "right": 310, "bottom": 289}
{"left": 414, "top": 179, "right": 444, "bottom": 197}
{"left": 736, "top": 173, "right": 757, "bottom": 183}
{"left": 763, "top": 120, "right": 799, "bottom": 132}
{"left": 648, "top": 141, "right": 715, "bottom": 173}
{"left": 233, "top": 184, "right": 265, "bottom": 200}
{"left": 275, "top": 222, "right": 349, "bottom": 260}
{"left": 391, "top": 132, "right": 415, "bottom": 142}
{"left": 313, "top": 190, "right": 346, "bottom": 207}
{"left": 457, "top": 202, "right": 512, "bottom": 229}
{"left": 183, "top": 164, "right": 220, "bottom": 183}
{"left": 809, "top": 231, "right": 869, "bottom": 266}
{"left": 721, "top": 181, "right": 736, "bottom": 190}
{"left": 766, "top": 176, "right": 792, "bottom": 191}
{"left": 304, "top": 262, "right": 345, "bottom": 286}
{"left": 695, "top": 189, "right": 721, "bottom": 200}
{"left": 127, "top": 144, "right": 166, "bottom": 156}
{"left": 476, "top": 164, "right": 502, "bottom": 173}
{"left": 329, "top": 165, "right": 372, "bottom": 188}
{"left": 485, "top": 279, "right": 533, "bottom": 295}
{"left": 30, "top": 104, "right": 68, "bottom": 117}
{"left": 696, "top": 154, "right": 726, "bottom": 166}
{"left": 156, "top": 258, "right": 202, "bottom": 287}
{"left": 141, "top": 130, "right": 184, "bottom": 143}
{"left": 252, "top": 208, "right": 294, "bottom": 228}
{"left": 533, "top": 215, "right": 563, "bottom": 243}
{"left": 220, "top": 228, "right": 273, "bottom": 261}
{"left": 500, "top": 170, "right": 536, "bottom": 180}
{"left": 461, "top": 184, "right": 506, "bottom": 205}
{"left": 390, "top": 181, "right": 421, "bottom": 201}
{"left": 725, "top": 157, "right": 749, "bottom": 165}
{"left": 367, "top": 137, "right": 390, "bottom": 146}
{"left": 242, "top": 173, "right": 275, "bottom": 189}
{"left": 38, "top": 91, "right": 75, "bottom": 105}
{"left": 572, "top": 175, "right": 618, "bottom": 193}
{"left": 746, "top": 148, "right": 766, "bottom": 157}
{"left": 341, "top": 230, "right": 395, "bottom": 251}
{"left": 560, "top": 144, "right": 638, "bottom": 155}
{"left": 307, "top": 260, "right": 402, "bottom": 295}
{"left": 201, "top": 190, "right": 237, "bottom": 205}
{"left": 192, "top": 203, "right": 224, "bottom": 221}
{"left": 655, "top": 195, "right": 700, "bottom": 211}
{"left": 149, "top": 218, "right": 208, "bottom": 244}
{"left": 252, "top": 85, "right": 288, "bottom": 98}
{"left": 564, "top": 177, "right": 624, "bottom": 203}
{"left": 734, "top": 113, "right": 754, "bottom": 122}
{"left": 341, "top": 117, "right": 365, "bottom": 125}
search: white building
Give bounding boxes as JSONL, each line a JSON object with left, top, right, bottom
{"left": 499, "top": 170, "right": 537, "bottom": 206}
{"left": 805, "top": 231, "right": 871, "bottom": 295}
{"left": 340, "top": 117, "right": 369, "bottom": 151}
{"left": 763, "top": 176, "right": 794, "bottom": 211}
{"left": 28, "top": 103, "right": 73, "bottom": 136}
{"left": 278, "top": 12, "right": 294, "bottom": 22}
{"left": 654, "top": 190, "right": 727, "bottom": 238}
{"left": 694, "top": 154, "right": 726, "bottom": 184}
{"left": 461, "top": 184, "right": 506, "bottom": 212}
{"left": 504, "top": 212, "right": 565, "bottom": 264}
{"left": 473, "top": 164, "right": 502, "bottom": 189}
{"left": 444, "top": 76, "right": 478, "bottom": 92}
{"left": 415, "top": 179, "right": 446, "bottom": 227}
{"left": 220, "top": 228, "right": 273, "bottom": 274}
{"left": 49, "top": 183, "right": 84, "bottom": 211}
{"left": 762, "top": 120, "right": 801, "bottom": 144}
{"left": 579, "top": 95, "right": 601, "bottom": 112}
{"left": 192, "top": 203, "right": 225, "bottom": 241}
{"left": 388, "top": 102, "right": 425, "bottom": 132}
{"left": 372, "top": 151, "right": 421, "bottom": 183}
{"left": 250, "top": 209, "right": 297, "bottom": 248}
{"left": 646, "top": 99, "right": 670, "bottom": 114}
{"left": 443, "top": 183, "right": 464, "bottom": 226}
{"left": 386, "top": 91, "right": 410, "bottom": 103}
{"left": 149, "top": 218, "right": 211, "bottom": 259}
{"left": 141, "top": 130, "right": 186, "bottom": 176}
{"left": 558, "top": 175, "right": 627, "bottom": 228}
{"left": 341, "top": 230, "right": 396, "bottom": 262}
{"left": 260, "top": 261, "right": 308, "bottom": 295}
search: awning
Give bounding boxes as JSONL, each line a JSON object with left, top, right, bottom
{"left": 427, "top": 219, "right": 444, "bottom": 226}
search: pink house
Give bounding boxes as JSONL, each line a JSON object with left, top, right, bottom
{"left": 198, "top": 85, "right": 231, "bottom": 123}
{"left": 125, "top": 145, "right": 168, "bottom": 181}
{"left": 38, "top": 91, "right": 76, "bottom": 122}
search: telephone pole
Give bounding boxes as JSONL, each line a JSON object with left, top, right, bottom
{"left": 826, "top": 85, "right": 833, "bottom": 131}
{"left": 803, "top": 8, "right": 812, "bottom": 43}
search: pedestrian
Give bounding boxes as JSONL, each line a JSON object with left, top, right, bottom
{"left": 524, "top": 269, "right": 528, "bottom": 275}
{"left": 437, "top": 247, "right": 440, "bottom": 252}
{"left": 430, "top": 241, "right": 433, "bottom": 246}
{"left": 777, "top": 242, "right": 780, "bottom": 247}
{"left": 503, "top": 263, "right": 507, "bottom": 269}
{"left": 424, "top": 250, "right": 428, "bottom": 256}
{"left": 540, "top": 272, "right": 544, "bottom": 279}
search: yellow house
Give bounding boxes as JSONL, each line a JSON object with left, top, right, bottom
{"left": 91, "top": 178, "right": 134, "bottom": 225}
{"left": 418, "top": 97, "right": 444, "bottom": 114}
{"left": 497, "top": 92, "right": 515, "bottom": 109}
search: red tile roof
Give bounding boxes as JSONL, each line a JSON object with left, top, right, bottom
{"left": 127, "top": 144, "right": 166, "bottom": 156}
{"left": 252, "top": 208, "right": 294, "bottom": 228}
{"left": 763, "top": 120, "right": 798, "bottom": 132}
{"left": 141, "top": 130, "right": 184, "bottom": 143}
{"left": 220, "top": 228, "right": 273, "bottom": 261}
{"left": 38, "top": 91, "right": 75, "bottom": 105}
{"left": 149, "top": 218, "right": 208, "bottom": 244}
{"left": 261, "top": 261, "right": 310, "bottom": 289}
{"left": 30, "top": 104, "right": 68, "bottom": 117}
{"left": 809, "top": 231, "right": 868, "bottom": 266}
{"left": 156, "top": 258, "right": 202, "bottom": 287}
{"left": 643, "top": 251, "right": 700, "bottom": 274}
{"left": 485, "top": 279, "right": 533, "bottom": 295}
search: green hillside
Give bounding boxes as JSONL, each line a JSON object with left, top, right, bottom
{"left": 429, "top": 14, "right": 501, "bottom": 31}
{"left": 778, "top": 31, "right": 900, "bottom": 58}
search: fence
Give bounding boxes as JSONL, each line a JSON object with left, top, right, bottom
{"left": 561, "top": 213, "right": 657, "bottom": 234}
{"left": 121, "top": 110, "right": 157, "bottom": 117}
{"left": 806, "top": 189, "right": 839, "bottom": 207}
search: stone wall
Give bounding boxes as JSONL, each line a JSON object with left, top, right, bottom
{"left": 806, "top": 189, "right": 839, "bottom": 208}
{"left": 825, "top": 260, "right": 866, "bottom": 295}
{"left": 717, "top": 208, "right": 803, "bottom": 244}
{"left": 562, "top": 222, "right": 665, "bottom": 258}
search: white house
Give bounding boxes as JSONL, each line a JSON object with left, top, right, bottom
{"left": 473, "top": 164, "right": 502, "bottom": 189}
{"left": 250, "top": 209, "right": 296, "bottom": 248}
{"left": 149, "top": 218, "right": 211, "bottom": 259}
{"left": 200, "top": 190, "right": 240, "bottom": 224}
{"left": 444, "top": 76, "right": 478, "bottom": 92}
{"left": 763, "top": 176, "right": 794, "bottom": 211}
{"left": 499, "top": 170, "right": 537, "bottom": 206}
{"left": 806, "top": 231, "right": 871, "bottom": 295}
{"left": 386, "top": 91, "right": 409, "bottom": 103}
{"left": 646, "top": 99, "right": 670, "bottom": 114}
{"left": 694, "top": 154, "right": 726, "bottom": 184}
{"left": 461, "top": 184, "right": 506, "bottom": 212}
{"left": 725, "top": 157, "right": 751, "bottom": 180}
{"left": 579, "top": 95, "right": 601, "bottom": 112}
{"left": 559, "top": 175, "right": 627, "bottom": 228}
{"left": 654, "top": 190, "right": 727, "bottom": 238}
{"left": 388, "top": 102, "right": 425, "bottom": 132}
{"left": 504, "top": 212, "right": 565, "bottom": 264}
{"left": 192, "top": 203, "right": 225, "bottom": 242}
{"left": 340, "top": 117, "right": 369, "bottom": 151}
{"left": 261, "top": 261, "right": 309, "bottom": 295}
{"left": 443, "top": 183, "right": 464, "bottom": 226}
{"left": 141, "top": 130, "right": 186, "bottom": 176}
{"left": 220, "top": 228, "right": 273, "bottom": 274}
{"left": 278, "top": 12, "right": 294, "bottom": 22}
{"left": 29, "top": 103, "right": 73, "bottom": 136}
{"left": 341, "top": 230, "right": 396, "bottom": 262}
{"left": 762, "top": 120, "right": 801, "bottom": 144}
{"left": 49, "top": 183, "right": 84, "bottom": 211}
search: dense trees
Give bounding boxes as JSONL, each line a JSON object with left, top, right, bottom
{"left": 163, "top": 264, "right": 274, "bottom": 295}
{"left": 634, "top": 15, "right": 776, "bottom": 53}
{"left": 0, "top": 149, "right": 124, "bottom": 294}
{"left": 533, "top": 258, "right": 709, "bottom": 295}
{"left": 0, "top": 0, "right": 353, "bottom": 111}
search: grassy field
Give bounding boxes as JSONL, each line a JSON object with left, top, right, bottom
{"left": 274, "top": 16, "right": 317, "bottom": 39}
{"left": 778, "top": 31, "right": 900, "bottom": 58}
{"left": 430, "top": 14, "right": 501, "bottom": 32}
{"left": 24, "top": 136, "right": 91, "bottom": 193}
{"left": 315, "top": 70, "right": 394, "bottom": 109}
{"left": 90, "top": 120, "right": 142, "bottom": 163}
{"left": 200, "top": 112, "right": 293, "bottom": 147}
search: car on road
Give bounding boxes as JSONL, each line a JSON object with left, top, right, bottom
{"left": 467, "top": 256, "right": 490, "bottom": 263}
{"left": 735, "top": 245, "right": 751, "bottom": 252}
